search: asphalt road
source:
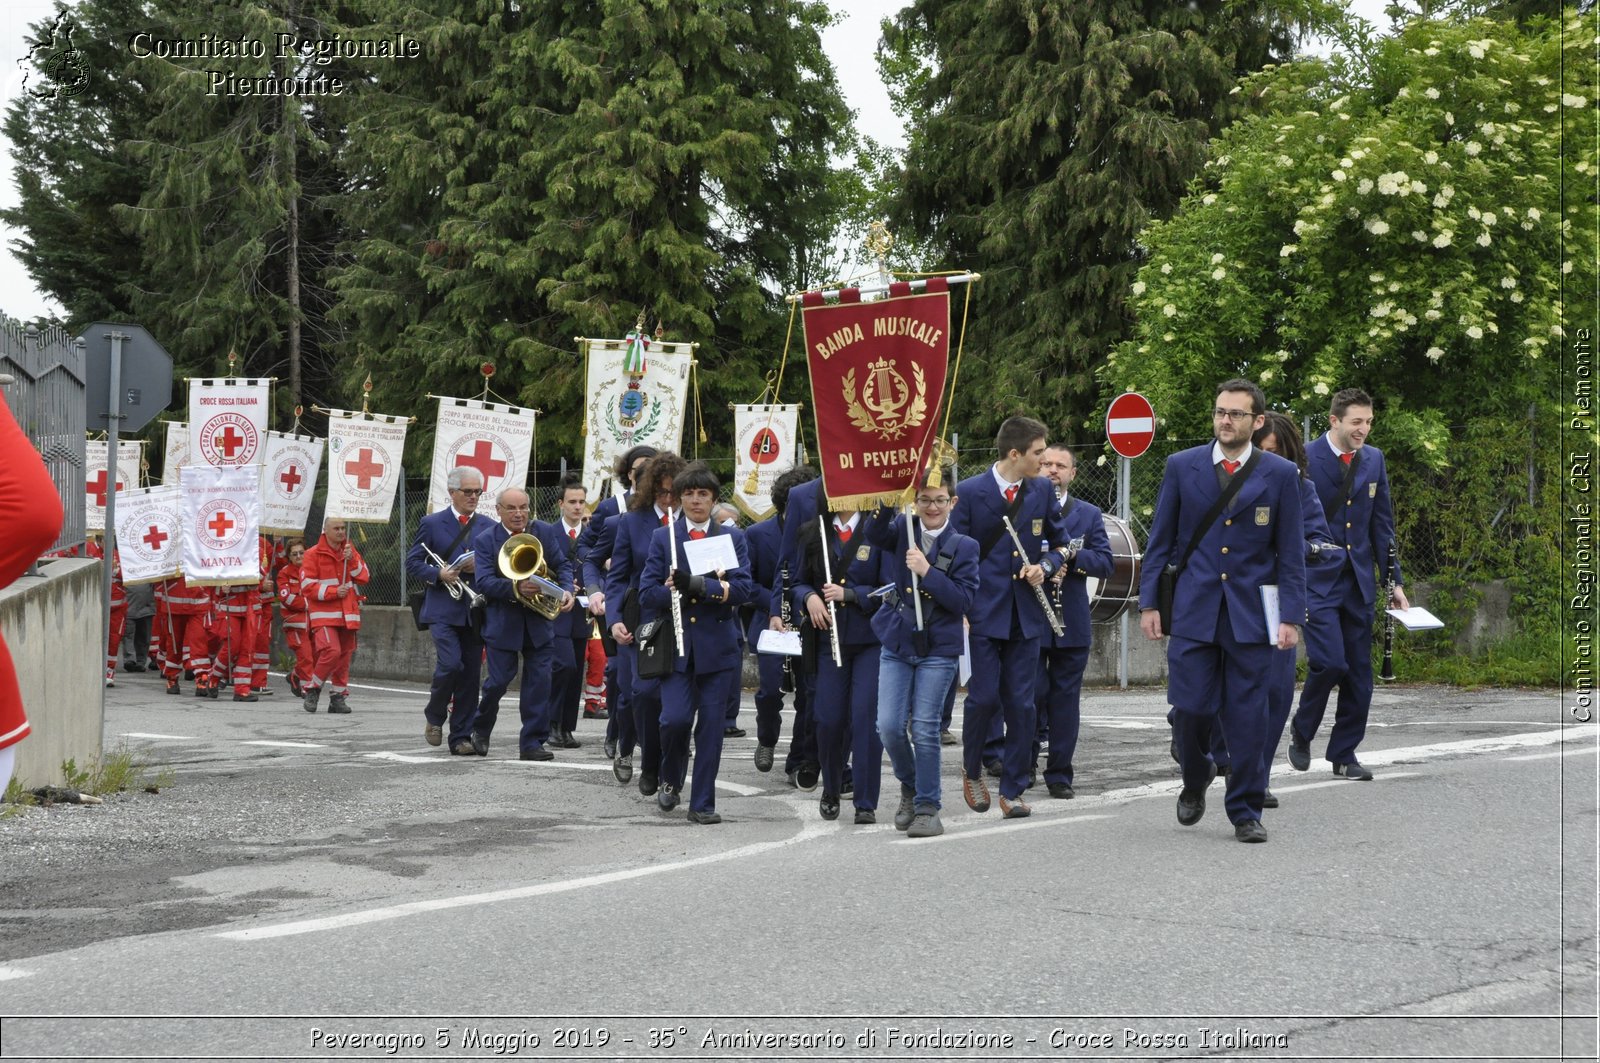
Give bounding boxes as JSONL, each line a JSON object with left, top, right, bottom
{"left": 0, "top": 667, "right": 1594, "bottom": 1062}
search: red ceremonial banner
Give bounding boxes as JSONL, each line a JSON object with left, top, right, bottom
{"left": 802, "top": 279, "right": 951, "bottom": 510}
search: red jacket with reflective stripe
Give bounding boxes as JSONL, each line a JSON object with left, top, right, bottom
{"left": 0, "top": 401, "right": 65, "bottom": 751}
{"left": 300, "top": 535, "right": 369, "bottom": 629}
{"left": 276, "top": 562, "right": 307, "bottom": 629}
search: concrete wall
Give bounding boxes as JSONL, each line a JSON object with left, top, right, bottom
{"left": 1, "top": 558, "right": 102, "bottom": 788}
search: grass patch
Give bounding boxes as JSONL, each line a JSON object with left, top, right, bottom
{"left": 3, "top": 744, "right": 176, "bottom": 815}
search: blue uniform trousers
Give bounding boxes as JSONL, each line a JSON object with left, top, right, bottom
{"left": 963, "top": 633, "right": 1040, "bottom": 800}
{"left": 659, "top": 666, "right": 734, "bottom": 813}
{"left": 477, "top": 641, "right": 555, "bottom": 754}
{"left": 1264, "top": 646, "right": 1296, "bottom": 776}
{"left": 424, "top": 622, "right": 483, "bottom": 746}
{"left": 1033, "top": 645, "right": 1089, "bottom": 787}
{"left": 616, "top": 643, "right": 661, "bottom": 770}
{"left": 551, "top": 634, "right": 586, "bottom": 734}
{"left": 814, "top": 645, "right": 882, "bottom": 809}
{"left": 783, "top": 669, "right": 819, "bottom": 775}
{"left": 603, "top": 654, "right": 620, "bottom": 740}
{"left": 1167, "top": 599, "right": 1270, "bottom": 824}
{"left": 1293, "top": 567, "right": 1374, "bottom": 765}
{"left": 753, "top": 650, "right": 793, "bottom": 748}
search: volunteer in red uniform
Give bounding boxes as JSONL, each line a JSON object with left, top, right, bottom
{"left": 276, "top": 540, "right": 311, "bottom": 695}
{"left": 88, "top": 537, "right": 127, "bottom": 688}
{"left": 0, "top": 396, "right": 65, "bottom": 791}
{"left": 159, "top": 572, "right": 213, "bottom": 696}
{"left": 300, "top": 517, "right": 369, "bottom": 714}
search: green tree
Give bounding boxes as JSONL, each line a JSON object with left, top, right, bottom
{"left": 880, "top": 0, "right": 1305, "bottom": 441}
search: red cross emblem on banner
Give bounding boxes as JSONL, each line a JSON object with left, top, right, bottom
{"left": 455, "top": 439, "right": 507, "bottom": 484}
{"left": 86, "top": 469, "right": 120, "bottom": 507}
{"left": 214, "top": 426, "right": 245, "bottom": 459}
{"left": 143, "top": 526, "right": 168, "bottom": 551}
{"left": 345, "top": 448, "right": 385, "bottom": 490}
{"left": 279, "top": 465, "right": 303, "bottom": 493}
{"left": 208, "top": 511, "right": 235, "bottom": 539}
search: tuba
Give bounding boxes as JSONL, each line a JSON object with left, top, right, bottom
{"left": 497, "top": 532, "right": 563, "bottom": 619}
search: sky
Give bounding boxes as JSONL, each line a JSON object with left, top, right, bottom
{"left": 1, "top": 0, "right": 1394, "bottom": 327}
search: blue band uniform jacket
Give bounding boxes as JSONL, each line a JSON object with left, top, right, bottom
{"left": 1044, "top": 496, "right": 1116, "bottom": 650}
{"left": 639, "top": 520, "right": 753, "bottom": 674}
{"left": 1305, "top": 439, "right": 1400, "bottom": 608}
{"left": 473, "top": 519, "right": 576, "bottom": 651}
{"left": 405, "top": 510, "right": 491, "bottom": 627}
{"left": 949, "top": 472, "right": 1074, "bottom": 641}
{"left": 792, "top": 520, "right": 885, "bottom": 655}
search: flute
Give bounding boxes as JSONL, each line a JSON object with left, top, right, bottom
{"left": 1379, "top": 540, "right": 1398, "bottom": 681}
{"left": 667, "top": 506, "right": 686, "bottom": 657}
{"left": 817, "top": 515, "right": 843, "bottom": 667}
{"left": 1003, "top": 515, "right": 1065, "bottom": 638}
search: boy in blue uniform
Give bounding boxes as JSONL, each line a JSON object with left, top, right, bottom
{"left": 743, "top": 466, "right": 817, "bottom": 772}
{"left": 867, "top": 468, "right": 979, "bottom": 838}
{"left": 639, "top": 462, "right": 753, "bottom": 824}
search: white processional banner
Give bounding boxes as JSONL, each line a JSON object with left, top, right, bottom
{"left": 428, "top": 398, "right": 536, "bottom": 514}
{"left": 114, "top": 484, "right": 181, "bottom": 585}
{"left": 731, "top": 404, "right": 800, "bottom": 521}
{"left": 325, "top": 410, "right": 408, "bottom": 523}
{"left": 261, "top": 430, "right": 324, "bottom": 535}
{"left": 189, "top": 378, "right": 270, "bottom": 467}
{"left": 580, "top": 334, "right": 693, "bottom": 502}
{"left": 85, "top": 439, "right": 142, "bottom": 532}
{"left": 179, "top": 464, "right": 262, "bottom": 586}
{"left": 161, "top": 421, "right": 190, "bottom": 485}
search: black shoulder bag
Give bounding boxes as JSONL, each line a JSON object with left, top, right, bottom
{"left": 636, "top": 617, "right": 677, "bottom": 679}
{"left": 1157, "top": 451, "right": 1261, "bottom": 632}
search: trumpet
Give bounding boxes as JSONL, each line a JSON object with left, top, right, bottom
{"left": 423, "top": 543, "right": 483, "bottom": 606}
{"left": 497, "top": 533, "right": 563, "bottom": 619}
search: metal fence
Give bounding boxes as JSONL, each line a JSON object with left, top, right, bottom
{"left": 0, "top": 316, "right": 85, "bottom": 553}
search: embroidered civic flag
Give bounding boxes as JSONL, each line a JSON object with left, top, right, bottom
{"left": 324, "top": 409, "right": 408, "bottom": 524}
{"left": 161, "top": 421, "right": 190, "bottom": 485}
{"left": 579, "top": 335, "right": 693, "bottom": 502}
{"left": 428, "top": 397, "right": 535, "bottom": 514}
{"left": 801, "top": 279, "right": 951, "bottom": 510}
{"left": 188, "top": 378, "right": 270, "bottom": 467}
{"left": 114, "top": 484, "right": 181, "bottom": 584}
{"left": 85, "top": 439, "right": 143, "bottom": 532}
{"left": 179, "top": 464, "right": 262, "bottom": 586}
{"left": 731, "top": 404, "right": 800, "bottom": 521}
{"left": 261, "top": 430, "right": 324, "bottom": 535}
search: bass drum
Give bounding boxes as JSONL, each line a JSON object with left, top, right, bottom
{"left": 1086, "top": 515, "right": 1142, "bottom": 623}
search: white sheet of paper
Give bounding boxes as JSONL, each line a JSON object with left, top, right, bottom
{"left": 576, "top": 595, "right": 589, "bottom": 609}
{"left": 1387, "top": 606, "right": 1445, "bottom": 630}
{"left": 1260, "top": 584, "right": 1280, "bottom": 643}
{"left": 958, "top": 625, "right": 972, "bottom": 686}
{"left": 683, "top": 534, "right": 739, "bottom": 575}
{"left": 757, "top": 628, "right": 804, "bottom": 657}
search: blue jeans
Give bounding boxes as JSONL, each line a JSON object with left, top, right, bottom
{"left": 876, "top": 649, "right": 957, "bottom": 812}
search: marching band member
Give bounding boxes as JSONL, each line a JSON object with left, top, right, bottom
{"left": 743, "top": 466, "right": 815, "bottom": 773}
{"left": 950, "top": 415, "right": 1073, "bottom": 819}
{"left": 471, "top": 487, "right": 576, "bottom": 760}
{"left": 405, "top": 466, "right": 490, "bottom": 755}
{"left": 1253, "top": 412, "right": 1340, "bottom": 807}
{"left": 579, "top": 445, "right": 657, "bottom": 758}
{"left": 1138, "top": 378, "right": 1306, "bottom": 844}
{"left": 866, "top": 467, "right": 979, "bottom": 839}
{"left": 603, "top": 452, "right": 686, "bottom": 792}
{"left": 549, "top": 474, "right": 590, "bottom": 750}
{"left": 713, "top": 501, "right": 747, "bottom": 740}
{"left": 1033, "top": 445, "right": 1114, "bottom": 798}
{"left": 300, "top": 516, "right": 370, "bottom": 714}
{"left": 639, "top": 461, "right": 752, "bottom": 824}
{"left": 795, "top": 493, "right": 885, "bottom": 823}
{"left": 275, "top": 540, "right": 311, "bottom": 696}
{"left": 775, "top": 475, "right": 824, "bottom": 789}
{"left": 1289, "top": 388, "right": 1408, "bottom": 781}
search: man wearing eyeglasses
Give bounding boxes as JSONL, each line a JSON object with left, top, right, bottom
{"left": 1138, "top": 378, "right": 1306, "bottom": 844}
{"left": 406, "top": 467, "right": 491, "bottom": 755}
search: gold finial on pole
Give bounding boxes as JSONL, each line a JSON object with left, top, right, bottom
{"left": 361, "top": 372, "right": 373, "bottom": 415}
{"left": 227, "top": 348, "right": 239, "bottom": 377}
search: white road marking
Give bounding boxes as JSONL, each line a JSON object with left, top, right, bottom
{"left": 506, "top": 760, "right": 616, "bottom": 773}
{"left": 363, "top": 752, "right": 450, "bottom": 765}
{"left": 715, "top": 780, "right": 764, "bottom": 796}
{"left": 0, "top": 966, "right": 34, "bottom": 981}
{"left": 1271, "top": 772, "right": 1420, "bottom": 794}
{"left": 895, "top": 813, "right": 1112, "bottom": 845}
{"left": 1504, "top": 745, "right": 1600, "bottom": 762}
{"left": 268, "top": 671, "right": 427, "bottom": 697}
{"left": 119, "top": 732, "right": 197, "bottom": 740}
{"left": 218, "top": 810, "right": 833, "bottom": 941}
{"left": 240, "top": 741, "right": 326, "bottom": 749}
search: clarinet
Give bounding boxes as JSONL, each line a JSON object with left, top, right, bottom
{"left": 1002, "top": 515, "right": 1065, "bottom": 638}
{"left": 778, "top": 558, "right": 795, "bottom": 693}
{"left": 1379, "top": 540, "right": 1398, "bottom": 681}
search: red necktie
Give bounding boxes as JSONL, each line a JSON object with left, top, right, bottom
{"left": 1221, "top": 459, "right": 1240, "bottom": 475}
{"left": 568, "top": 528, "right": 577, "bottom": 542}
{"left": 1341, "top": 452, "right": 1354, "bottom": 466}
{"left": 660, "top": 513, "right": 669, "bottom": 526}
{"left": 688, "top": 529, "right": 706, "bottom": 541}
{"left": 458, "top": 515, "right": 469, "bottom": 526}
{"left": 837, "top": 526, "right": 852, "bottom": 543}
{"left": 1003, "top": 484, "right": 1018, "bottom": 504}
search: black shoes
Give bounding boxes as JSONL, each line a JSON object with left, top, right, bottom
{"left": 723, "top": 726, "right": 746, "bottom": 738}
{"left": 232, "top": 692, "right": 258, "bottom": 703}
{"left": 1333, "top": 759, "right": 1374, "bottom": 781}
{"left": 450, "top": 740, "right": 476, "bottom": 756}
{"left": 1234, "top": 820, "right": 1269, "bottom": 843}
{"left": 638, "top": 771, "right": 659, "bottom": 797}
{"left": 686, "top": 809, "right": 721, "bottom": 825}
{"left": 656, "top": 784, "right": 679, "bottom": 811}
{"left": 612, "top": 755, "right": 633, "bottom": 783}
{"left": 1288, "top": 732, "right": 1311, "bottom": 771}
{"left": 1262, "top": 789, "right": 1280, "bottom": 809}
{"left": 1176, "top": 763, "right": 1216, "bottom": 827}
{"left": 165, "top": 678, "right": 181, "bottom": 696}
{"left": 894, "top": 786, "right": 916, "bottom": 831}
{"left": 983, "top": 757, "right": 1003, "bottom": 778}
{"left": 519, "top": 747, "right": 554, "bottom": 761}
{"left": 754, "top": 745, "right": 774, "bottom": 772}
{"left": 795, "top": 764, "right": 819, "bottom": 791}
{"left": 602, "top": 737, "right": 618, "bottom": 760}
{"left": 549, "top": 731, "right": 580, "bottom": 749}
{"left": 819, "top": 793, "right": 840, "bottom": 820}
{"left": 853, "top": 809, "right": 875, "bottom": 825}
{"left": 470, "top": 731, "right": 490, "bottom": 756}
{"left": 327, "top": 693, "right": 351, "bottom": 714}
{"left": 302, "top": 686, "right": 321, "bottom": 713}
{"left": 1047, "top": 782, "right": 1075, "bottom": 799}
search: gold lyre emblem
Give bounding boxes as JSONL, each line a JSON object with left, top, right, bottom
{"left": 842, "top": 357, "right": 927, "bottom": 441}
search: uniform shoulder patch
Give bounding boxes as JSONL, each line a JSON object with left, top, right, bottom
{"left": 856, "top": 544, "right": 870, "bottom": 562}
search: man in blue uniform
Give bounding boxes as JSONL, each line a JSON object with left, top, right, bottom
{"left": 405, "top": 466, "right": 492, "bottom": 755}
{"left": 472, "top": 487, "right": 576, "bottom": 761}
{"left": 1034, "top": 446, "right": 1114, "bottom": 799}
{"left": 549, "top": 474, "right": 590, "bottom": 750}
{"left": 1138, "top": 378, "right": 1306, "bottom": 843}
{"left": 1289, "top": 388, "right": 1408, "bottom": 781}
{"left": 950, "top": 415, "right": 1073, "bottom": 819}
{"left": 743, "top": 466, "right": 815, "bottom": 773}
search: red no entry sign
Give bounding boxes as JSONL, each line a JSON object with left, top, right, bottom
{"left": 1106, "top": 392, "right": 1156, "bottom": 458}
